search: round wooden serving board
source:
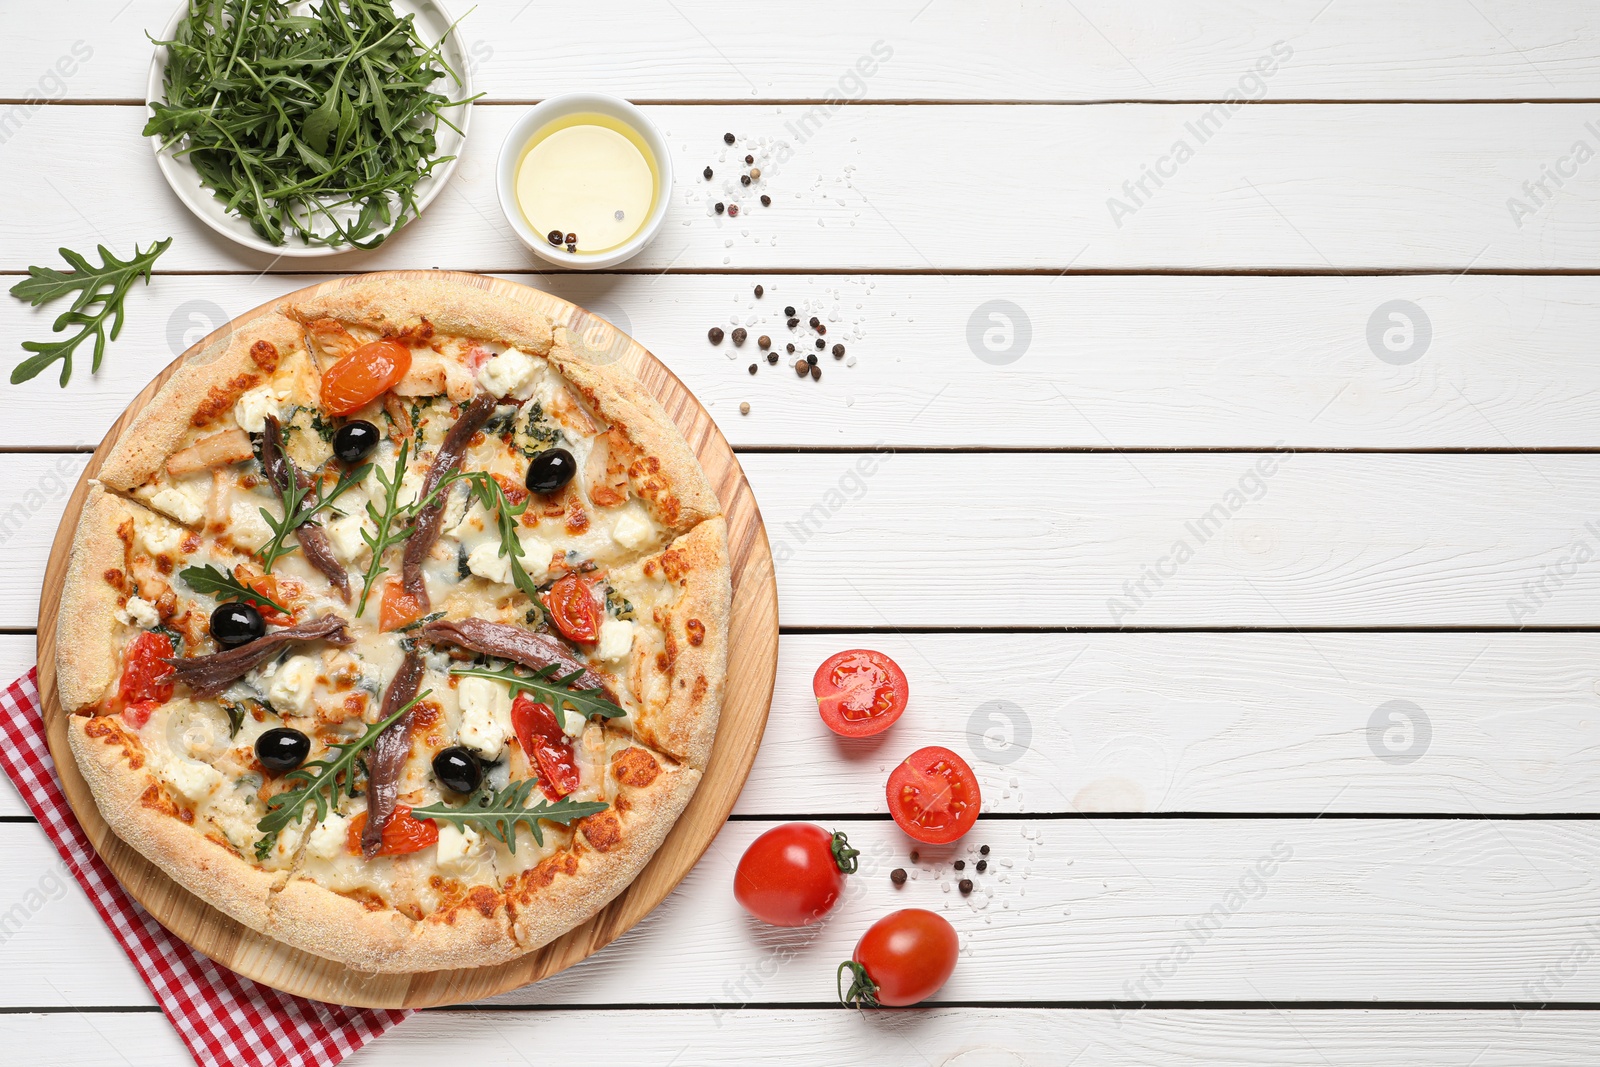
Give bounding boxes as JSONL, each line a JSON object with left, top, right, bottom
{"left": 33, "top": 271, "right": 779, "bottom": 1008}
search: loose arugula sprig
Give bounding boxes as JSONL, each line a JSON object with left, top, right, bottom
{"left": 256, "top": 454, "right": 371, "bottom": 573}
{"left": 254, "top": 688, "right": 430, "bottom": 859}
{"left": 145, "top": 0, "right": 479, "bottom": 249}
{"left": 9, "top": 240, "right": 172, "bottom": 386}
{"left": 408, "top": 780, "right": 607, "bottom": 852}
{"left": 451, "top": 663, "right": 626, "bottom": 722}
{"left": 179, "top": 563, "right": 291, "bottom": 616}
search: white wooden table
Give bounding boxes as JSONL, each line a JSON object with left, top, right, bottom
{"left": 2, "top": 1, "right": 1599, "bottom": 1062}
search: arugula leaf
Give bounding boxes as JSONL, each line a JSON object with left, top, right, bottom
{"left": 451, "top": 663, "right": 626, "bottom": 723}
{"left": 179, "top": 564, "right": 290, "bottom": 615}
{"left": 254, "top": 688, "right": 430, "bottom": 859}
{"left": 10, "top": 240, "right": 172, "bottom": 386}
{"left": 456, "top": 470, "right": 542, "bottom": 602}
{"left": 256, "top": 455, "right": 371, "bottom": 573}
{"left": 408, "top": 780, "right": 607, "bottom": 853}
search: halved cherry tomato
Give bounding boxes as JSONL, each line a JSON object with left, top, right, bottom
{"left": 838, "top": 908, "right": 958, "bottom": 1008}
{"left": 543, "top": 573, "right": 600, "bottom": 644}
{"left": 233, "top": 566, "right": 294, "bottom": 625}
{"left": 813, "top": 649, "right": 908, "bottom": 738}
{"left": 885, "top": 746, "right": 981, "bottom": 844}
{"left": 320, "top": 339, "right": 412, "bottom": 416}
{"left": 118, "top": 631, "right": 174, "bottom": 715}
{"left": 378, "top": 576, "right": 425, "bottom": 632}
{"left": 512, "top": 693, "right": 581, "bottom": 799}
{"left": 734, "top": 823, "right": 859, "bottom": 927}
{"left": 345, "top": 805, "right": 440, "bottom": 857}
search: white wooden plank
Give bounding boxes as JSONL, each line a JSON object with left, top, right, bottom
{"left": 1, "top": 819, "right": 1598, "bottom": 1006}
{"left": 4, "top": 104, "right": 1599, "bottom": 271}
{"left": 745, "top": 452, "right": 1600, "bottom": 628}
{"left": 8, "top": 453, "right": 1600, "bottom": 629}
{"left": 742, "top": 632, "right": 1600, "bottom": 816}
{"left": 8, "top": 1, "right": 1600, "bottom": 102}
{"left": 6, "top": 624, "right": 1597, "bottom": 817}
{"left": 9, "top": 624, "right": 1598, "bottom": 816}
{"left": 3, "top": 1009, "right": 1598, "bottom": 1066}
{"left": 9, "top": 273, "right": 1600, "bottom": 450}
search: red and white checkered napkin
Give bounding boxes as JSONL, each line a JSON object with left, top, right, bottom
{"left": 0, "top": 669, "right": 411, "bottom": 1067}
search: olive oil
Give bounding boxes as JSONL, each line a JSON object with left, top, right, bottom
{"left": 513, "top": 112, "right": 659, "bottom": 254}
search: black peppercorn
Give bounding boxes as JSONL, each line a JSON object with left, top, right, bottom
{"left": 748, "top": 363, "right": 757, "bottom": 375}
{"left": 703, "top": 166, "right": 713, "bottom": 180}
{"left": 715, "top": 202, "right": 725, "bottom": 214}
{"left": 786, "top": 343, "right": 796, "bottom": 354}
{"left": 761, "top": 194, "right": 771, "bottom": 206}
{"left": 744, "top": 154, "right": 754, "bottom": 164}
{"left": 787, "top": 318, "right": 799, "bottom": 329}
{"left": 976, "top": 860, "right": 988, "bottom": 872}
{"left": 754, "top": 285, "right": 764, "bottom": 297}
{"left": 806, "top": 353, "right": 817, "bottom": 366}
{"left": 724, "top": 132, "right": 735, "bottom": 144}
{"left": 959, "top": 878, "right": 973, "bottom": 895}
{"left": 810, "top": 364, "right": 821, "bottom": 381}
{"left": 910, "top": 850, "right": 920, "bottom": 863}
{"left": 565, "top": 232, "right": 577, "bottom": 245}
{"left": 890, "top": 868, "right": 907, "bottom": 886}
{"left": 766, "top": 352, "right": 778, "bottom": 364}
{"left": 816, "top": 323, "right": 826, "bottom": 335}
{"left": 546, "top": 230, "right": 562, "bottom": 246}
{"left": 708, "top": 327, "right": 724, "bottom": 344}
{"left": 784, "top": 305, "right": 796, "bottom": 317}
{"left": 980, "top": 845, "right": 990, "bottom": 855}
{"left": 954, "top": 860, "right": 965, "bottom": 871}
{"left": 832, "top": 344, "right": 845, "bottom": 358}
{"left": 741, "top": 175, "right": 751, "bottom": 186}
{"left": 809, "top": 316, "right": 820, "bottom": 328}
{"left": 732, "top": 327, "right": 747, "bottom": 346}
{"left": 816, "top": 338, "right": 825, "bottom": 350}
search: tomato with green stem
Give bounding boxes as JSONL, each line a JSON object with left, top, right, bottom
{"left": 813, "top": 649, "right": 908, "bottom": 738}
{"left": 885, "top": 745, "right": 981, "bottom": 844}
{"left": 838, "top": 908, "right": 959, "bottom": 1008}
{"left": 733, "top": 823, "right": 859, "bottom": 926}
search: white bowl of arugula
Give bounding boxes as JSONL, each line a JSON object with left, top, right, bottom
{"left": 144, "top": 0, "right": 477, "bottom": 257}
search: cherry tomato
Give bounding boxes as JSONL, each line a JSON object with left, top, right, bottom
{"left": 838, "top": 908, "right": 959, "bottom": 1008}
{"left": 118, "top": 631, "right": 174, "bottom": 713}
{"left": 734, "top": 823, "right": 860, "bottom": 927}
{"left": 543, "top": 573, "right": 600, "bottom": 644}
{"left": 320, "top": 339, "right": 412, "bottom": 416}
{"left": 512, "top": 693, "right": 580, "bottom": 799}
{"left": 813, "top": 649, "right": 908, "bottom": 738}
{"left": 233, "top": 566, "right": 294, "bottom": 625}
{"left": 378, "top": 576, "right": 424, "bottom": 632}
{"left": 345, "top": 805, "right": 439, "bottom": 857}
{"left": 886, "top": 746, "right": 982, "bottom": 844}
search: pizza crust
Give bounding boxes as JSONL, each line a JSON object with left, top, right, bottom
{"left": 506, "top": 745, "right": 702, "bottom": 952}
{"left": 98, "top": 311, "right": 305, "bottom": 492}
{"left": 56, "top": 485, "right": 137, "bottom": 713}
{"left": 67, "top": 715, "right": 286, "bottom": 931}
{"left": 282, "top": 274, "right": 555, "bottom": 358}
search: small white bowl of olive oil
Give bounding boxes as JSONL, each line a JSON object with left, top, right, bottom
{"left": 497, "top": 93, "right": 672, "bottom": 269}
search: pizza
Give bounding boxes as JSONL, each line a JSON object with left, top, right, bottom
{"left": 55, "top": 275, "right": 731, "bottom": 973}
